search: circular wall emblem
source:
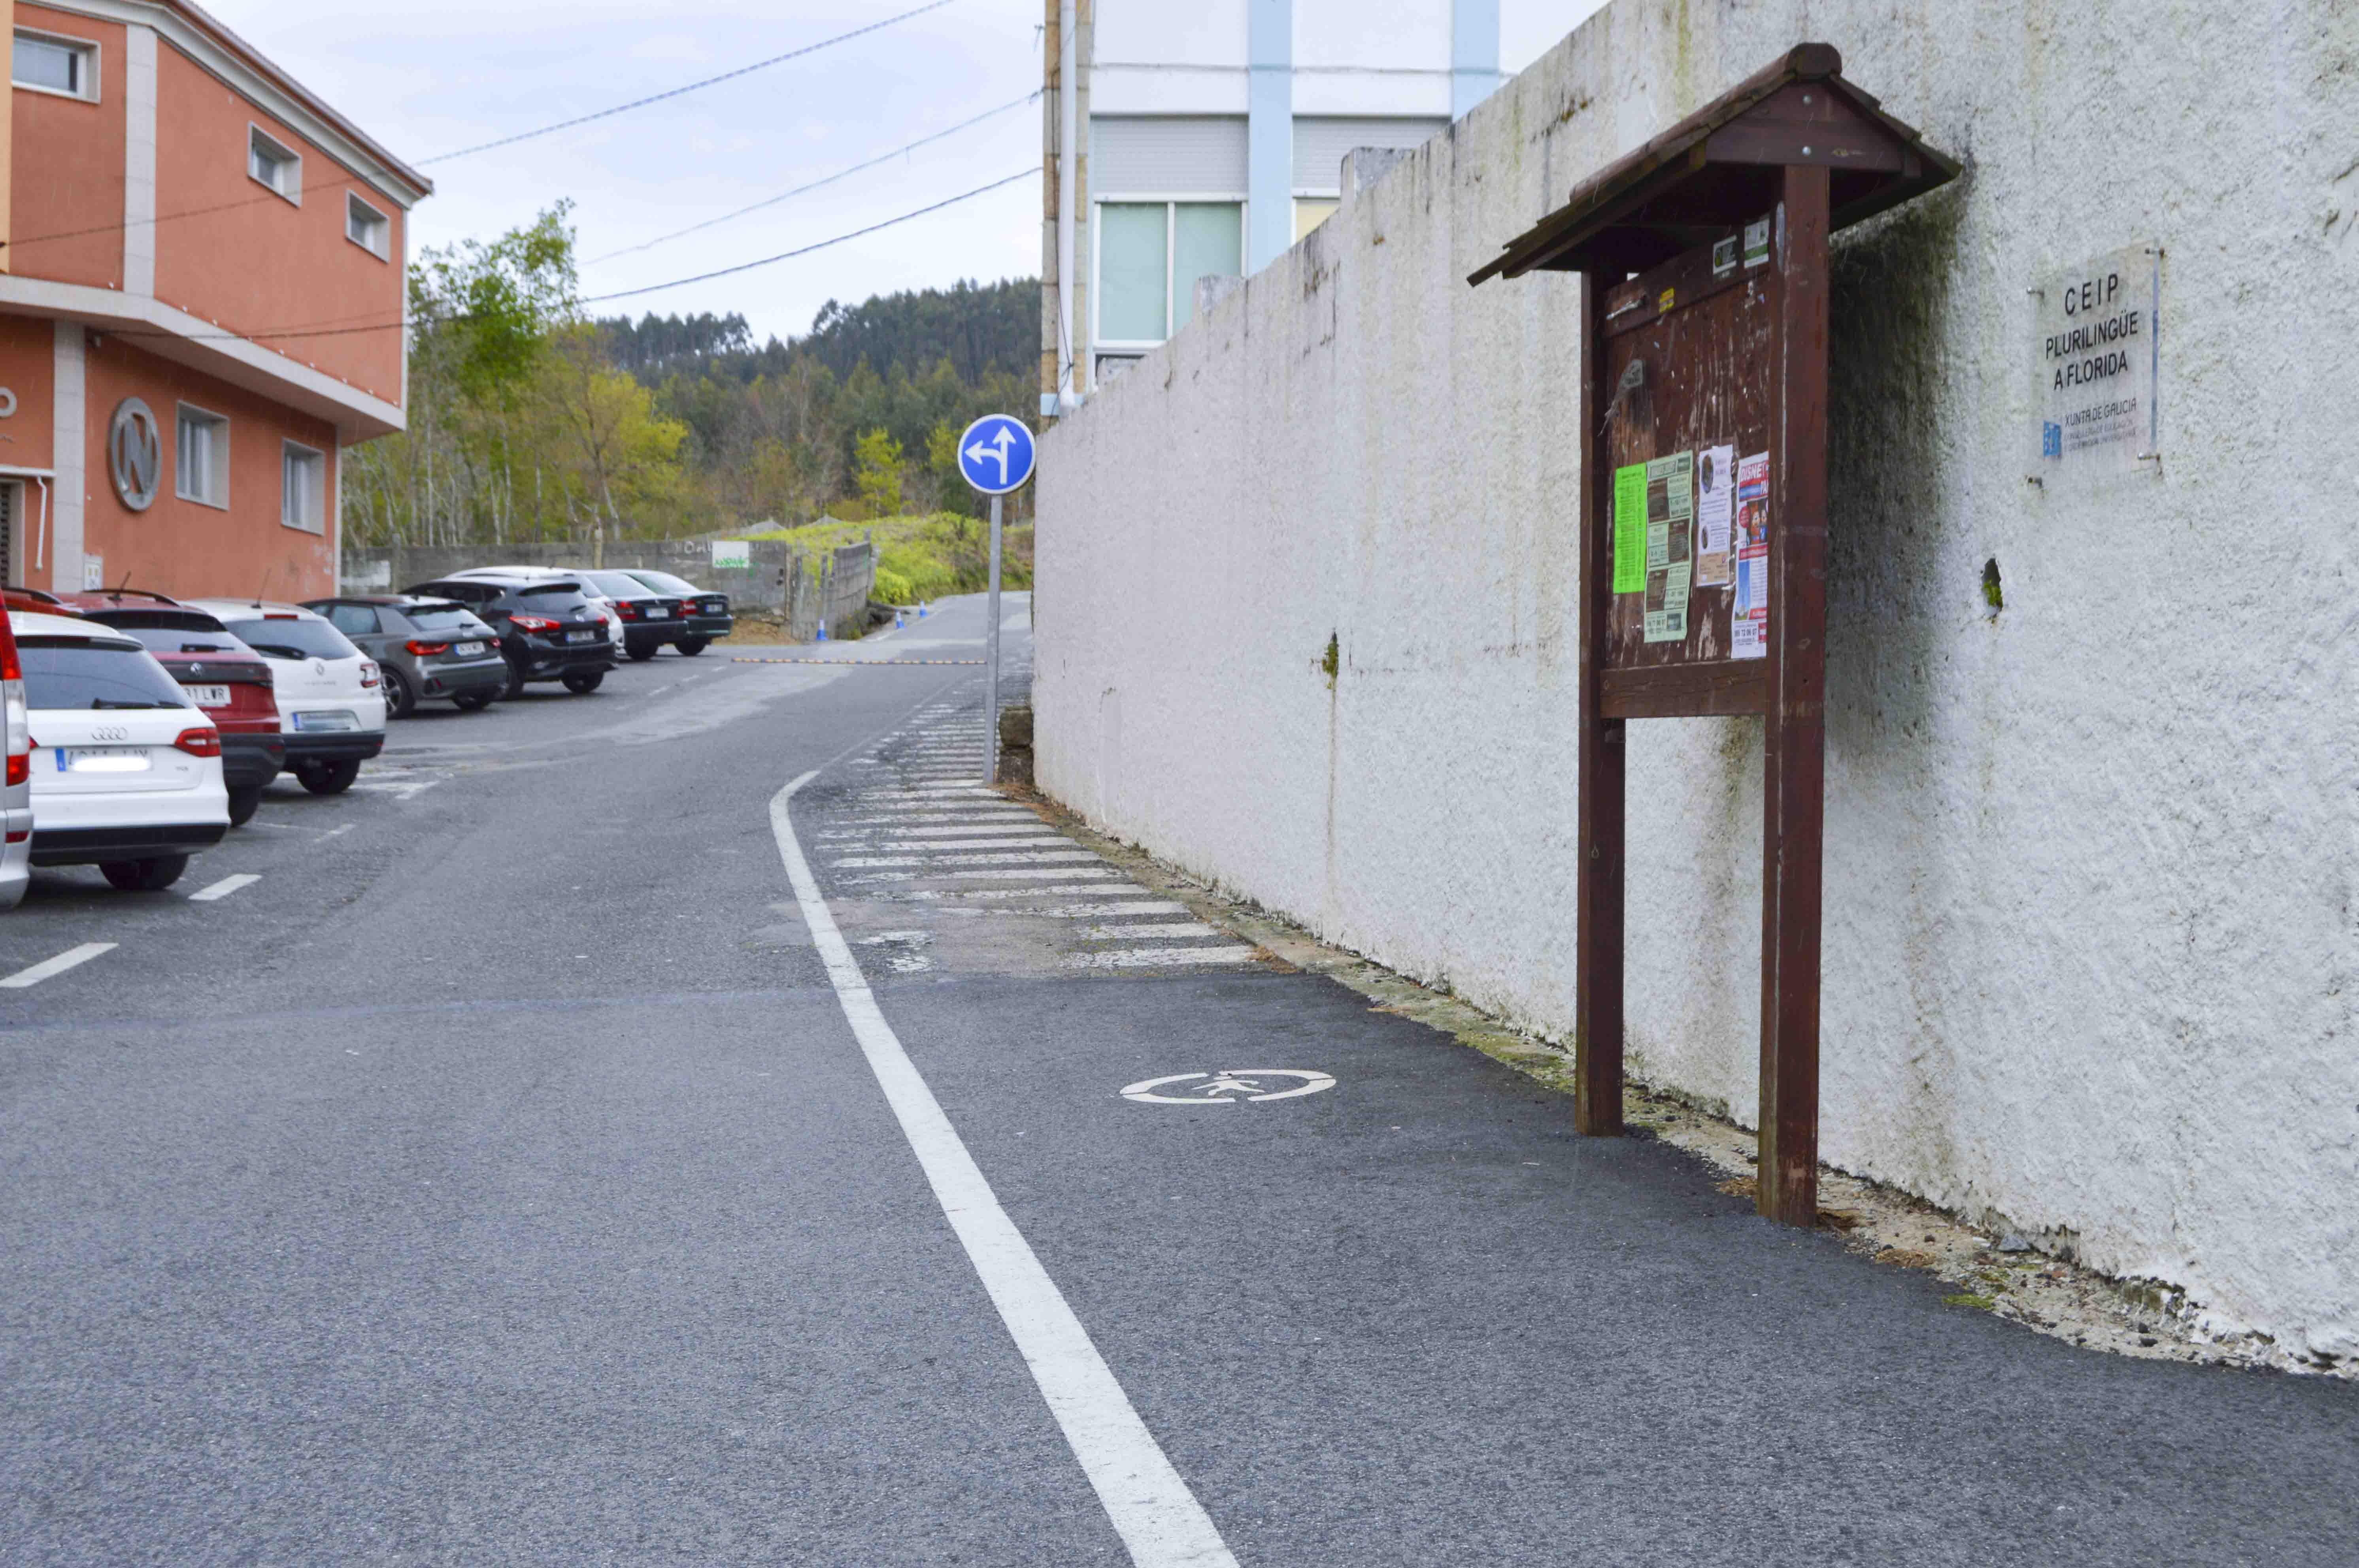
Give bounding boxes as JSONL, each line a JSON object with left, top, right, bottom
{"left": 1119, "top": 1070, "right": 1336, "bottom": 1105}
{"left": 108, "top": 398, "right": 162, "bottom": 511}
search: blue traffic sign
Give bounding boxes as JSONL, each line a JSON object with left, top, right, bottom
{"left": 955, "top": 414, "right": 1036, "bottom": 496}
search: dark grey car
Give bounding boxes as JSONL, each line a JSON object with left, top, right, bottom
{"left": 304, "top": 595, "right": 509, "bottom": 717}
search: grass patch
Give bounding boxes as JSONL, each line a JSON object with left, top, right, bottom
{"left": 749, "top": 512, "right": 1032, "bottom": 603}
{"left": 1942, "top": 1293, "right": 1998, "bottom": 1311}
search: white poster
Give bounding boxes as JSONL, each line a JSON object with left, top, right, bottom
{"left": 1695, "top": 444, "right": 1734, "bottom": 587}
{"left": 2028, "top": 244, "right": 2158, "bottom": 481}
{"left": 711, "top": 539, "right": 751, "bottom": 570}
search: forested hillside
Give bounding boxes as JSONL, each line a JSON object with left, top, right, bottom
{"left": 343, "top": 205, "right": 1037, "bottom": 548}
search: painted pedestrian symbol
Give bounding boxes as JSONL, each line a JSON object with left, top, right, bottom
{"left": 955, "top": 413, "right": 1036, "bottom": 496}
{"left": 1119, "top": 1070, "right": 1336, "bottom": 1105}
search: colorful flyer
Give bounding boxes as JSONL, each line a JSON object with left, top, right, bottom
{"left": 1612, "top": 462, "right": 1648, "bottom": 593}
{"left": 1694, "top": 443, "right": 1734, "bottom": 586}
{"left": 1731, "top": 450, "right": 1770, "bottom": 660}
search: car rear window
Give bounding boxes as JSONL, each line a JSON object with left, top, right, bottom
{"left": 585, "top": 571, "right": 653, "bottom": 597}
{"left": 627, "top": 571, "right": 699, "bottom": 595}
{"left": 94, "top": 620, "right": 249, "bottom": 656}
{"left": 515, "top": 585, "right": 589, "bottom": 611}
{"left": 222, "top": 617, "right": 358, "bottom": 661}
{"left": 402, "top": 604, "right": 485, "bottom": 632}
{"left": 19, "top": 641, "right": 193, "bottom": 710}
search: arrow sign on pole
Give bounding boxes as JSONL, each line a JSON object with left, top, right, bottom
{"left": 955, "top": 414, "right": 1036, "bottom": 496}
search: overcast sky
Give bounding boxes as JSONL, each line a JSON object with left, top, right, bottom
{"left": 206, "top": 0, "right": 1610, "bottom": 346}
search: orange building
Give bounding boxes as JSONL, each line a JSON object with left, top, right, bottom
{"left": 1, "top": 0, "right": 428, "bottom": 599}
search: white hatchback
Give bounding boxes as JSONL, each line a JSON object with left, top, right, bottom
{"left": 187, "top": 599, "right": 387, "bottom": 796}
{"left": 16, "top": 610, "right": 228, "bottom": 891}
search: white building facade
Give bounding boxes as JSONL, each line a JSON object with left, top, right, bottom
{"left": 1043, "top": 0, "right": 1501, "bottom": 408}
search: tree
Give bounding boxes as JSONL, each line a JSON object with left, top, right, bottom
{"left": 853, "top": 428, "right": 904, "bottom": 516}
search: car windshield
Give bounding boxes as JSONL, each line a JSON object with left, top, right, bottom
{"left": 403, "top": 604, "right": 488, "bottom": 633}
{"left": 626, "top": 571, "right": 699, "bottom": 595}
{"left": 221, "top": 617, "right": 358, "bottom": 661}
{"left": 85, "top": 612, "right": 248, "bottom": 656}
{"left": 19, "top": 641, "right": 193, "bottom": 710}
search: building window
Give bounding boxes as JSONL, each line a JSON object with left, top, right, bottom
{"left": 13, "top": 29, "right": 98, "bottom": 101}
{"left": 176, "top": 405, "right": 229, "bottom": 509}
{"left": 345, "top": 192, "right": 390, "bottom": 259}
{"left": 1294, "top": 199, "right": 1340, "bottom": 242}
{"left": 281, "top": 441, "right": 325, "bottom": 533}
{"left": 1095, "top": 200, "right": 1244, "bottom": 348}
{"left": 249, "top": 126, "right": 302, "bottom": 203}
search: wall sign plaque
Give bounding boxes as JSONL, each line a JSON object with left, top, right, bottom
{"left": 108, "top": 398, "right": 162, "bottom": 511}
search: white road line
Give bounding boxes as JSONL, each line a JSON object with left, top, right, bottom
{"left": 869, "top": 836, "right": 1072, "bottom": 852}
{"left": 1063, "top": 946, "right": 1259, "bottom": 970}
{"left": 187, "top": 873, "right": 260, "bottom": 903}
{"left": 877, "top": 885, "right": 1153, "bottom": 902}
{"left": 770, "top": 773, "right": 1237, "bottom": 1568}
{"left": 833, "top": 851, "right": 1099, "bottom": 868}
{"left": 838, "top": 867, "right": 1123, "bottom": 884}
{"left": 825, "top": 825, "right": 1053, "bottom": 841}
{"left": 1083, "top": 922, "right": 1224, "bottom": 939}
{"left": 0, "top": 942, "right": 117, "bottom": 988}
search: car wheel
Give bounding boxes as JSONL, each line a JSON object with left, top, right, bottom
{"left": 560, "top": 670, "right": 604, "bottom": 695}
{"left": 227, "top": 785, "right": 262, "bottom": 827}
{"left": 626, "top": 639, "right": 657, "bottom": 661}
{"left": 299, "top": 758, "right": 362, "bottom": 795}
{"left": 452, "top": 689, "right": 496, "bottom": 711}
{"left": 678, "top": 638, "right": 709, "bottom": 656}
{"left": 380, "top": 666, "right": 416, "bottom": 719}
{"left": 100, "top": 854, "right": 189, "bottom": 892}
{"left": 501, "top": 658, "right": 527, "bottom": 700}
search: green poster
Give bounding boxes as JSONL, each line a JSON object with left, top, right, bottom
{"left": 1612, "top": 463, "right": 1648, "bottom": 593}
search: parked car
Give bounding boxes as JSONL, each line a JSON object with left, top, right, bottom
{"left": 616, "top": 569, "right": 732, "bottom": 654}
{"left": 303, "top": 595, "right": 508, "bottom": 716}
{"left": 441, "top": 565, "right": 630, "bottom": 652}
{"left": 3, "top": 586, "right": 76, "bottom": 619}
{"left": 187, "top": 600, "right": 386, "bottom": 795}
{"left": 62, "top": 594, "right": 282, "bottom": 826}
{"left": 13, "top": 609, "right": 226, "bottom": 891}
{"left": 569, "top": 569, "right": 692, "bottom": 661}
{"left": 0, "top": 603, "right": 32, "bottom": 908}
{"left": 400, "top": 574, "right": 613, "bottom": 697}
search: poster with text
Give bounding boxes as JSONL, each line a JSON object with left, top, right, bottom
{"left": 1731, "top": 451, "right": 1770, "bottom": 660}
{"left": 1695, "top": 444, "right": 1734, "bottom": 586}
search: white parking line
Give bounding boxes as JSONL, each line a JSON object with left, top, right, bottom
{"left": 187, "top": 873, "right": 260, "bottom": 903}
{"left": 832, "top": 851, "right": 1099, "bottom": 868}
{"left": 1063, "top": 946, "right": 1258, "bottom": 970}
{"left": 0, "top": 942, "right": 117, "bottom": 988}
{"left": 868, "top": 836, "right": 1070, "bottom": 852}
{"left": 1083, "top": 922, "right": 1223, "bottom": 939}
{"left": 770, "top": 773, "right": 1237, "bottom": 1568}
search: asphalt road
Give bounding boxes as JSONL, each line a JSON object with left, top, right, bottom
{"left": 2, "top": 593, "right": 2353, "bottom": 1565}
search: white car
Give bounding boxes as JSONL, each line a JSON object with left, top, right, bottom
{"left": 15, "top": 610, "right": 227, "bottom": 891}
{"left": 442, "top": 565, "right": 629, "bottom": 652}
{"left": 186, "top": 599, "right": 387, "bottom": 796}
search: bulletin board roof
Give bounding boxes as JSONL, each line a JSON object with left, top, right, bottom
{"left": 1466, "top": 44, "right": 1959, "bottom": 285}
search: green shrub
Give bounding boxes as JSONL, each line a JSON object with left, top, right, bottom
{"left": 872, "top": 565, "right": 915, "bottom": 605}
{"left": 749, "top": 511, "right": 1032, "bottom": 601}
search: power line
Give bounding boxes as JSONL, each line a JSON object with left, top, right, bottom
{"left": 118, "top": 169, "right": 1041, "bottom": 346}
{"left": 421, "top": 0, "right": 961, "bottom": 163}
{"left": 587, "top": 89, "right": 1041, "bottom": 263}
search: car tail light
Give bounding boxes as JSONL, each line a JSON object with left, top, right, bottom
{"left": 2, "top": 605, "right": 27, "bottom": 788}
{"left": 174, "top": 727, "right": 222, "bottom": 757}
{"left": 510, "top": 613, "right": 562, "bottom": 633}
{"left": 359, "top": 660, "right": 381, "bottom": 688}
{"left": 404, "top": 640, "right": 451, "bottom": 656}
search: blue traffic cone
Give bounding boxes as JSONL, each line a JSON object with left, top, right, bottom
{"left": 917, "top": 601, "right": 930, "bottom": 618}
{"left": 815, "top": 619, "right": 828, "bottom": 642}
{"left": 894, "top": 610, "right": 907, "bottom": 628}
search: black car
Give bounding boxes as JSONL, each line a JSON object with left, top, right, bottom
{"left": 617, "top": 569, "right": 732, "bottom": 654}
{"left": 402, "top": 576, "right": 613, "bottom": 697}
{"left": 575, "top": 569, "right": 691, "bottom": 662}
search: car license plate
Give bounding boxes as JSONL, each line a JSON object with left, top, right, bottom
{"left": 565, "top": 629, "right": 598, "bottom": 644}
{"left": 293, "top": 710, "right": 357, "bottom": 732}
{"left": 186, "top": 684, "right": 231, "bottom": 707}
{"left": 454, "top": 641, "right": 485, "bottom": 657}
{"left": 648, "top": 607, "right": 670, "bottom": 618}
{"left": 61, "top": 746, "right": 150, "bottom": 773}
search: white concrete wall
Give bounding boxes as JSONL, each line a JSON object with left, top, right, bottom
{"left": 1036, "top": 0, "right": 2359, "bottom": 1359}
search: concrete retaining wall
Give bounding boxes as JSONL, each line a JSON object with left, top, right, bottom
{"left": 1033, "top": 0, "right": 2359, "bottom": 1357}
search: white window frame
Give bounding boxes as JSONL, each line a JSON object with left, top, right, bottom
{"left": 345, "top": 191, "right": 391, "bottom": 260}
{"left": 11, "top": 26, "right": 100, "bottom": 103}
{"left": 281, "top": 440, "right": 325, "bottom": 533}
{"left": 248, "top": 123, "right": 302, "bottom": 205}
{"left": 174, "top": 403, "right": 230, "bottom": 510}
{"left": 1090, "top": 194, "right": 1248, "bottom": 353}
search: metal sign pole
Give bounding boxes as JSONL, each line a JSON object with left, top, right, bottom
{"left": 983, "top": 494, "right": 1003, "bottom": 783}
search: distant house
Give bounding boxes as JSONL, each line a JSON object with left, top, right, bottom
{"left": 1042, "top": 0, "right": 1499, "bottom": 408}
{"left": 2, "top": 1, "right": 430, "bottom": 600}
